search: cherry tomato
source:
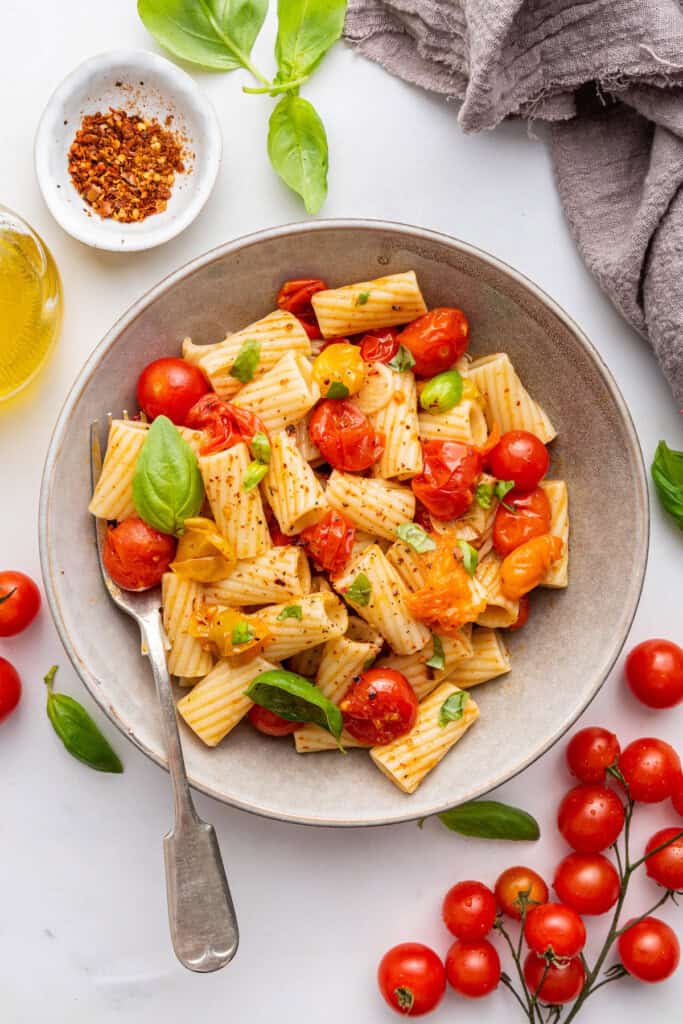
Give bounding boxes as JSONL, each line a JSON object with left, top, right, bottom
{"left": 0, "top": 658, "right": 21, "bottom": 722}
{"left": 618, "top": 917, "right": 680, "bottom": 983}
{"left": 442, "top": 881, "right": 497, "bottom": 940}
{"left": 644, "top": 828, "right": 683, "bottom": 890}
{"left": 186, "top": 394, "right": 269, "bottom": 456}
{"left": 277, "top": 278, "right": 327, "bottom": 316}
{"left": 557, "top": 784, "right": 625, "bottom": 853}
{"left": 297, "top": 314, "right": 322, "bottom": 341}
{"left": 508, "top": 596, "right": 530, "bottom": 631}
{"left": 360, "top": 328, "right": 401, "bottom": 364}
{"left": 300, "top": 510, "right": 356, "bottom": 576}
{"left": 494, "top": 866, "right": 549, "bottom": 919}
{"left": 399, "top": 308, "right": 470, "bottom": 377}
{"left": 378, "top": 942, "right": 446, "bottom": 1016}
{"left": 619, "top": 738, "right": 682, "bottom": 803}
{"left": 308, "top": 399, "right": 384, "bottom": 472}
{"left": 248, "top": 705, "right": 301, "bottom": 736}
{"left": 340, "top": 668, "right": 418, "bottom": 745}
{"left": 671, "top": 772, "right": 683, "bottom": 816}
{"left": 493, "top": 487, "right": 551, "bottom": 556}
{"left": 488, "top": 431, "right": 550, "bottom": 491}
{"left": 136, "top": 358, "right": 209, "bottom": 425}
{"left": 413, "top": 502, "right": 433, "bottom": 534}
{"left": 500, "top": 533, "right": 563, "bottom": 601}
{"left": 523, "top": 952, "right": 585, "bottom": 1003}
{"left": 626, "top": 639, "right": 683, "bottom": 709}
{"left": 412, "top": 440, "right": 482, "bottom": 520}
{"left": 103, "top": 518, "right": 176, "bottom": 591}
{"left": 553, "top": 853, "right": 620, "bottom": 915}
{"left": 0, "top": 571, "right": 41, "bottom": 637}
{"left": 312, "top": 342, "right": 366, "bottom": 398}
{"left": 264, "top": 507, "right": 290, "bottom": 547}
{"left": 566, "top": 727, "right": 621, "bottom": 784}
{"left": 444, "top": 939, "right": 500, "bottom": 998}
{"left": 524, "top": 902, "right": 586, "bottom": 959}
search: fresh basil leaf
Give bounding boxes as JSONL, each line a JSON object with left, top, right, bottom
{"left": 438, "top": 689, "right": 469, "bottom": 727}
{"left": 438, "top": 800, "right": 540, "bottom": 841}
{"left": 246, "top": 668, "right": 343, "bottom": 740}
{"left": 251, "top": 431, "right": 271, "bottom": 463}
{"left": 419, "top": 370, "right": 463, "bottom": 414}
{"left": 230, "top": 337, "right": 261, "bottom": 383}
{"left": 231, "top": 620, "right": 254, "bottom": 645}
{"left": 458, "top": 539, "right": 478, "bottom": 576}
{"left": 277, "top": 604, "right": 302, "bottom": 621}
{"left": 387, "top": 345, "right": 416, "bottom": 373}
{"left": 133, "top": 416, "right": 204, "bottom": 536}
{"left": 326, "top": 381, "right": 349, "bottom": 399}
{"left": 45, "top": 666, "right": 123, "bottom": 773}
{"left": 475, "top": 481, "right": 494, "bottom": 509}
{"left": 652, "top": 440, "right": 683, "bottom": 530}
{"left": 138, "top": 0, "right": 268, "bottom": 71}
{"left": 243, "top": 461, "right": 269, "bottom": 492}
{"left": 356, "top": 291, "right": 370, "bottom": 306}
{"left": 396, "top": 522, "right": 436, "bottom": 553}
{"left": 274, "top": 0, "right": 347, "bottom": 83}
{"left": 268, "top": 95, "right": 328, "bottom": 214}
{"left": 344, "top": 572, "right": 371, "bottom": 607}
{"left": 426, "top": 633, "right": 445, "bottom": 671}
{"left": 495, "top": 479, "right": 516, "bottom": 512}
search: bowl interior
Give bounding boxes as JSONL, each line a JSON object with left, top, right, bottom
{"left": 40, "top": 222, "right": 647, "bottom": 825}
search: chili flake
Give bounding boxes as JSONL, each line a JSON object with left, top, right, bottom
{"left": 67, "top": 108, "right": 186, "bottom": 222}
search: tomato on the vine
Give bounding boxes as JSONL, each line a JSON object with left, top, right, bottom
{"left": 276, "top": 278, "right": 327, "bottom": 316}
{"left": 487, "top": 431, "right": 549, "bottom": 491}
{"left": 523, "top": 953, "right": 585, "bottom": 1003}
{"left": 411, "top": 440, "right": 482, "bottom": 520}
{"left": 618, "top": 917, "right": 680, "bottom": 983}
{"left": 553, "top": 853, "right": 620, "bottom": 915}
{"left": 248, "top": 705, "right": 301, "bottom": 737}
{"left": 359, "top": 328, "right": 401, "bottom": 364}
{"left": 619, "top": 737, "right": 682, "bottom": 803}
{"left": 644, "top": 828, "right": 683, "bottom": 891}
{"left": 444, "top": 938, "right": 500, "bottom": 998}
{"left": 103, "top": 518, "right": 176, "bottom": 591}
{"left": 308, "top": 399, "right": 384, "bottom": 472}
{"left": 299, "top": 510, "right": 355, "bottom": 576}
{"left": 0, "top": 571, "right": 41, "bottom": 637}
{"left": 566, "top": 726, "right": 621, "bottom": 784}
{"left": 494, "top": 866, "right": 549, "bottom": 920}
{"left": 378, "top": 942, "right": 446, "bottom": 1016}
{"left": 0, "top": 658, "right": 21, "bottom": 722}
{"left": 186, "top": 394, "right": 269, "bottom": 456}
{"left": 557, "top": 784, "right": 625, "bottom": 853}
{"left": 626, "top": 639, "right": 683, "bottom": 709}
{"left": 442, "top": 881, "right": 497, "bottom": 940}
{"left": 399, "top": 308, "right": 469, "bottom": 377}
{"left": 136, "top": 358, "right": 209, "bottom": 424}
{"left": 492, "top": 487, "right": 551, "bottom": 556}
{"left": 524, "top": 902, "right": 586, "bottom": 959}
{"left": 340, "top": 668, "right": 418, "bottom": 746}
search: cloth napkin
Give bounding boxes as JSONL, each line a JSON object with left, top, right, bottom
{"left": 344, "top": 0, "right": 683, "bottom": 406}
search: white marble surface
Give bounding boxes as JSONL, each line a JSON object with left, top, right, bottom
{"left": 2, "top": 4, "right": 682, "bottom": 1022}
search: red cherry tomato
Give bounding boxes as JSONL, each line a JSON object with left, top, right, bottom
{"left": 412, "top": 441, "right": 482, "bottom": 521}
{"left": 523, "top": 952, "right": 585, "bottom": 1003}
{"left": 618, "top": 917, "right": 680, "bottom": 983}
{"left": 557, "top": 784, "right": 625, "bottom": 853}
{"left": 0, "top": 571, "right": 41, "bottom": 637}
{"left": 359, "top": 328, "right": 401, "bottom": 364}
{"left": 297, "top": 315, "right": 322, "bottom": 341}
{"left": 378, "top": 942, "right": 446, "bottom": 1016}
{"left": 308, "top": 400, "right": 384, "bottom": 472}
{"left": 186, "top": 394, "right": 269, "bottom": 456}
{"left": 299, "top": 510, "right": 356, "bottom": 576}
{"left": 413, "top": 502, "right": 434, "bottom": 534}
{"left": 248, "top": 705, "right": 301, "bottom": 736}
{"left": 524, "top": 902, "right": 586, "bottom": 959}
{"left": 339, "top": 668, "right": 418, "bottom": 746}
{"left": 626, "top": 639, "right": 683, "bottom": 709}
{"left": 442, "top": 881, "right": 497, "bottom": 940}
{"left": 103, "top": 519, "right": 176, "bottom": 591}
{"left": 644, "top": 828, "right": 683, "bottom": 890}
{"left": 493, "top": 487, "right": 551, "bottom": 556}
{"left": 553, "top": 853, "right": 620, "bottom": 915}
{"left": 277, "top": 278, "right": 327, "bottom": 316}
{"left": 0, "top": 658, "right": 21, "bottom": 722}
{"left": 672, "top": 773, "right": 683, "bottom": 816}
{"left": 136, "top": 358, "right": 209, "bottom": 425}
{"left": 264, "top": 507, "right": 290, "bottom": 547}
{"left": 508, "top": 596, "right": 530, "bottom": 632}
{"left": 619, "top": 738, "right": 682, "bottom": 803}
{"left": 399, "top": 308, "right": 470, "bottom": 377}
{"left": 444, "top": 939, "right": 500, "bottom": 998}
{"left": 566, "top": 727, "right": 621, "bottom": 784}
{"left": 488, "top": 431, "right": 550, "bottom": 491}
{"left": 494, "top": 866, "right": 549, "bottom": 920}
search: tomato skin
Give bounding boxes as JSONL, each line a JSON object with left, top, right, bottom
{"left": 618, "top": 917, "right": 680, "bottom": 983}
{"left": 557, "top": 784, "right": 625, "bottom": 853}
{"left": 488, "top": 431, "right": 549, "bottom": 491}
{"left": 0, "top": 658, "right": 21, "bottom": 722}
{"left": 340, "top": 668, "right": 418, "bottom": 745}
{"left": 300, "top": 510, "right": 355, "bottom": 576}
{"left": 412, "top": 441, "right": 482, "bottom": 520}
{"left": 566, "top": 727, "right": 621, "bottom": 784}
{"left": 553, "top": 853, "right": 620, "bottom": 915}
{"left": 399, "top": 308, "right": 469, "bottom": 377}
{"left": 248, "top": 705, "right": 301, "bottom": 736}
{"left": 500, "top": 533, "right": 563, "bottom": 601}
{"left": 672, "top": 773, "right": 683, "bottom": 816}
{"left": 378, "top": 943, "right": 446, "bottom": 1016}
{"left": 442, "top": 881, "right": 497, "bottom": 940}
{"left": 103, "top": 519, "right": 177, "bottom": 591}
{"left": 0, "top": 571, "right": 41, "bottom": 637}
{"left": 523, "top": 953, "right": 585, "bottom": 1003}
{"left": 524, "top": 902, "right": 586, "bottom": 959}
{"left": 495, "top": 866, "right": 549, "bottom": 919}
{"left": 493, "top": 487, "right": 551, "bottom": 556}
{"left": 644, "top": 828, "right": 683, "bottom": 890}
{"left": 297, "top": 315, "right": 322, "bottom": 341}
{"left": 360, "top": 328, "right": 401, "bottom": 364}
{"left": 136, "top": 358, "right": 209, "bottom": 425}
{"left": 508, "top": 596, "right": 530, "bottom": 631}
{"left": 308, "top": 399, "right": 384, "bottom": 472}
{"left": 626, "top": 639, "right": 683, "bottom": 709}
{"left": 186, "top": 394, "right": 269, "bottom": 456}
{"left": 619, "top": 738, "right": 682, "bottom": 803}
{"left": 277, "top": 278, "right": 327, "bottom": 316}
{"left": 312, "top": 342, "right": 366, "bottom": 397}
{"left": 444, "top": 939, "right": 500, "bottom": 998}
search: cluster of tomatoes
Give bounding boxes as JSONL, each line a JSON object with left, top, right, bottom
{"left": 0, "top": 571, "right": 42, "bottom": 723}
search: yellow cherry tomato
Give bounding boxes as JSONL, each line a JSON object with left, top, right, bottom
{"left": 171, "top": 517, "right": 236, "bottom": 582}
{"left": 312, "top": 342, "right": 366, "bottom": 398}
{"left": 189, "top": 605, "right": 271, "bottom": 658}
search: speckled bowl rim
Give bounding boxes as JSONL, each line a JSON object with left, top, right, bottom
{"left": 39, "top": 219, "right": 649, "bottom": 826}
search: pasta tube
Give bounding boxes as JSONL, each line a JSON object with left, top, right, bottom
{"left": 311, "top": 272, "right": 427, "bottom": 338}
{"left": 199, "top": 442, "right": 271, "bottom": 560}
{"left": 468, "top": 353, "right": 557, "bottom": 443}
{"left": 89, "top": 419, "right": 148, "bottom": 521}
{"left": 446, "top": 628, "right": 511, "bottom": 688}
{"left": 540, "top": 480, "right": 569, "bottom": 588}
{"left": 371, "top": 370, "right": 423, "bottom": 480}
{"left": 177, "top": 656, "right": 277, "bottom": 747}
{"left": 475, "top": 552, "right": 520, "bottom": 628}
{"left": 162, "top": 573, "right": 214, "bottom": 678}
{"left": 203, "top": 546, "right": 311, "bottom": 606}
{"left": 293, "top": 725, "right": 370, "bottom": 753}
{"left": 418, "top": 400, "right": 488, "bottom": 446}
{"left": 326, "top": 471, "right": 415, "bottom": 540}
{"left": 259, "top": 592, "right": 348, "bottom": 661}
{"left": 232, "top": 351, "right": 320, "bottom": 433}
{"left": 263, "top": 430, "right": 327, "bottom": 535}
{"left": 316, "top": 631, "right": 383, "bottom": 704}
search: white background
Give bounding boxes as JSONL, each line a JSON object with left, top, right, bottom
{"left": 2, "top": 4, "right": 682, "bottom": 1022}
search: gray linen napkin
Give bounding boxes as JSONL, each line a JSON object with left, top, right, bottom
{"left": 345, "top": 0, "right": 683, "bottom": 405}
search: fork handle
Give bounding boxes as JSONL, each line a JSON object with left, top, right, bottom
{"left": 141, "top": 616, "right": 239, "bottom": 973}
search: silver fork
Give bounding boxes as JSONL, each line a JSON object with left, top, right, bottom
{"left": 90, "top": 420, "right": 239, "bottom": 973}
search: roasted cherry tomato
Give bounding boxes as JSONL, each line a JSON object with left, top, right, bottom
{"left": 399, "top": 308, "right": 469, "bottom": 377}
{"left": 508, "top": 596, "right": 530, "bottom": 631}
{"left": 523, "top": 953, "right": 585, "bottom": 1003}
{"left": 299, "top": 510, "right": 355, "bottom": 576}
{"left": 378, "top": 943, "right": 446, "bottom": 1016}
{"left": 248, "top": 705, "right": 301, "bottom": 736}
{"left": 308, "top": 399, "right": 384, "bottom": 472}
{"left": 524, "top": 902, "right": 586, "bottom": 959}
{"left": 359, "top": 328, "right": 401, "bottom": 364}
{"left": 103, "top": 518, "right": 177, "bottom": 591}
{"left": 442, "top": 881, "right": 497, "bottom": 940}
{"left": 500, "top": 533, "right": 563, "bottom": 601}
{"left": 297, "top": 315, "right": 322, "bottom": 341}
{"left": 265, "top": 507, "right": 290, "bottom": 547}
{"left": 340, "top": 667, "right": 418, "bottom": 745}
{"left": 0, "top": 658, "right": 21, "bottom": 722}
{"left": 312, "top": 342, "right": 366, "bottom": 397}
{"left": 0, "top": 571, "right": 41, "bottom": 637}
{"left": 566, "top": 727, "right": 621, "bottom": 784}
{"left": 625, "top": 639, "right": 683, "bottom": 709}
{"left": 672, "top": 772, "right": 683, "bottom": 817}
{"left": 493, "top": 487, "right": 551, "bottom": 556}
{"left": 412, "top": 440, "right": 482, "bottom": 520}
{"left": 619, "top": 738, "right": 682, "bottom": 803}
{"left": 444, "top": 939, "right": 500, "bottom": 998}
{"left": 136, "top": 357, "right": 209, "bottom": 425}
{"left": 186, "top": 394, "right": 269, "bottom": 456}
{"left": 558, "top": 784, "right": 625, "bottom": 853}
{"left": 644, "top": 828, "right": 683, "bottom": 890}
{"left": 618, "top": 917, "right": 680, "bottom": 983}
{"left": 553, "top": 853, "right": 620, "bottom": 915}
{"left": 405, "top": 534, "right": 486, "bottom": 635}
{"left": 494, "top": 866, "right": 549, "bottom": 920}
{"left": 487, "top": 431, "right": 549, "bottom": 491}
{"left": 277, "top": 278, "right": 327, "bottom": 316}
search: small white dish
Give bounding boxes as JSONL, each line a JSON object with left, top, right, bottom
{"left": 35, "top": 50, "right": 222, "bottom": 252}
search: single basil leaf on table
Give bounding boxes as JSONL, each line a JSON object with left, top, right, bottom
{"left": 438, "top": 800, "right": 540, "bottom": 841}
{"left": 251, "top": 431, "right": 271, "bottom": 463}
{"left": 137, "top": 0, "right": 268, "bottom": 71}
{"left": 426, "top": 634, "right": 445, "bottom": 671}
{"left": 274, "top": 0, "right": 347, "bottom": 83}
{"left": 438, "top": 690, "right": 469, "bottom": 727}
{"left": 45, "top": 666, "right": 123, "bottom": 773}
{"left": 268, "top": 95, "right": 328, "bottom": 214}
{"left": 652, "top": 440, "right": 683, "bottom": 530}
{"left": 387, "top": 345, "right": 416, "bottom": 373}
{"left": 246, "top": 668, "right": 343, "bottom": 742}
{"left": 396, "top": 522, "right": 436, "bottom": 553}
{"left": 133, "top": 415, "right": 204, "bottom": 536}
{"left": 230, "top": 337, "right": 261, "bottom": 383}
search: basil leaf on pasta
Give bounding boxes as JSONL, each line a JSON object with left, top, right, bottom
{"left": 133, "top": 415, "right": 204, "bottom": 536}
{"left": 246, "top": 668, "right": 343, "bottom": 741}
{"left": 243, "top": 461, "right": 269, "bottom": 492}
{"left": 426, "top": 634, "right": 445, "bottom": 671}
{"left": 387, "top": 345, "right": 416, "bottom": 373}
{"left": 277, "top": 604, "right": 302, "bottom": 621}
{"left": 344, "top": 572, "right": 372, "bottom": 607}
{"left": 230, "top": 337, "right": 261, "bottom": 383}
{"left": 251, "top": 431, "right": 271, "bottom": 463}
{"left": 438, "top": 690, "right": 469, "bottom": 727}
{"left": 326, "top": 381, "right": 350, "bottom": 399}
{"left": 458, "top": 539, "right": 478, "bottom": 576}
{"left": 397, "top": 522, "right": 436, "bottom": 553}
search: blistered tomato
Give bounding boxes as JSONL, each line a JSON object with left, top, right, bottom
{"left": 312, "top": 342, "right": 366, "bottom": 398}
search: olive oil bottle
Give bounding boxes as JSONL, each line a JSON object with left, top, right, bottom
{"left": 0, "top": 205, "right": 62, "bottom": 402}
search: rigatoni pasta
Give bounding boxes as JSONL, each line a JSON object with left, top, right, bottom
{"left": 327, "top": 471, "right": 415, "bottom": 540}
{"left": 177, "top": 656, "right": 276, "bottom": 746}
{"left": 199, "top": 442, "right": 270, "bottom": 560}
{"left": 371, "top": 369, "right": 422, "bottom": 480}
{"left": 468, "top": 353, "right": 557, "bottom": 443}
{"left": 89, "top": 419, "right": 148, "bottom": 520}
{"left": 259, "top": 592, "right": 348, "bottom": 661}
{"left": 540, "top": 480, "right": 569, "bottom": 587}
{"left": 162, "top": 573, "right": 214, "bottom": 679}
{"left": 311, "top": 272, "right": 427, "bottom": 338}
{"left": 203, "top": 546, "right": 311, "bottom": 606}
{"left": 232, "top": 351, "right": 319, "bottom": 432}
{"left": 263, "top": 430, "right": 327, "bottom": 535}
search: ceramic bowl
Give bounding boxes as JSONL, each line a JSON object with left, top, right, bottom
{"left": 39, "top": 221, "right": 648, "bottom": 826}
{"left": 34, "top": 50, "right": 221, "bottom": 252}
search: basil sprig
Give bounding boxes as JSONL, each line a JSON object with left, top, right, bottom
{"left": 426, "top": 634, "right": 445, "bottom": 671}
{"left": 387, "top": 345, "right": 416, "bottom": 373}
{"left": 344, "top": 572, "right": 372, "bottom": 607}
{"left": 45, "top": 666, "right": 123, "bottom": 773}
{"left": 652, "top": 440, "right": 683, "bottom": 530}
{"left": 397, "top": 522, "right": 436, "bottom": 553}
{"left": 437, "top": 800, "right": 540, "bottom": 841}
{"left": 438, "top": 690, "right": 469, "bottom": 727}
{"left": 133, "top": 416, "right": 204, "bottom": 536}
{"left": 246, "top": 668, "right": 343, "bottom": 742}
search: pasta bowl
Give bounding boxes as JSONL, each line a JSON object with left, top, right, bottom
{"left": 39, "top": 220, "right": 648, "bottom": 826}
